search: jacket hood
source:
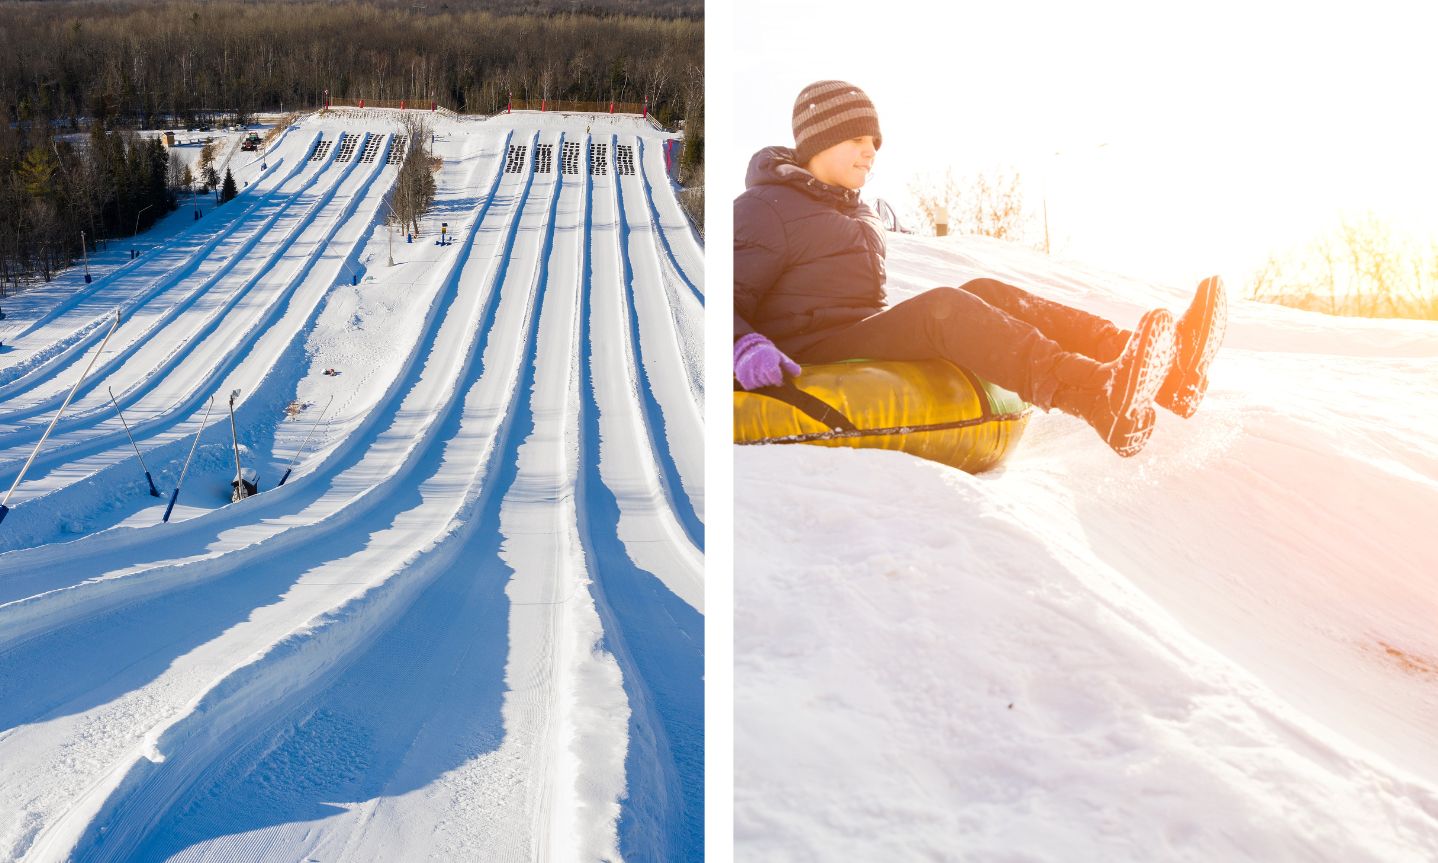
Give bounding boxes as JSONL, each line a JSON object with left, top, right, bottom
{"left": 745, "top": 145, "right": 864, "bottom": 208}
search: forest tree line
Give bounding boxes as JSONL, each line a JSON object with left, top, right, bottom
{"left": 1249, "top": 213, "right": 1438, "bottom": 320}
{"left": 0, "top": 0, "right": 703, "bottom": 288}
{"left": 1, "top": 123, "right": 179, "bottom": 289}
{"left": 0, "top": 1, "right": 702, "bottom": 126}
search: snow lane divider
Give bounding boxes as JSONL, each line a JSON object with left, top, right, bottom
{"left": 0, "top": 309, "right": 121, "bottom": 527}
{"left": 0, "top": 134, "right": 508, "bottom": 630}
{"left": 0, "top": 139, "right": 384, "bottom": 549}
{"left": 0, "top": 132, "right": 376, "bottom": 470}
{"left": 576, "top": 143, "right": 703, "bottom": 860}
{"left": 583, "top": 141, "right": 701, "bottom": 594}
{"left": 75, "top": 135, "right": 361, "bottom": 416}
{"left": 0, "top": 131, "right": 320, "bottom": 395}
{"left": 629, "top": 135, "right": 704, "bottom": 414}
{"left": 10, "top": 132, "right": 509, "bottom": 578}
{"left": 63, "top": 136, "right": 566, "bottom": 861}
{"left": 0, "top": 131, "right": 325, "bottom": 413}
{"left": 0, "top": 131, "right": 529, "bottom": 629}
{"left": 634, "top": 137, "right": 702, "bottom": 306}
{"left": 609, "top": 135, "right": 703, "bottom": 550}
{"left": 37, "top": 134, "right": 502, "bottom": 556}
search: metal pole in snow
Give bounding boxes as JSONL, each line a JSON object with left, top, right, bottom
{"left": 278, "top": 394, "right": 334, "bottom": 486}
{"left": 82, "top": 230, "right": 92, "bottom": 284}
{"left": 228, "top": 389, "right": 248, "bottom": 502}
{"left": 108, "top": 387, "right": 161, "bottom": 497}
{"left": 0, "top": 309, "right": 122, "bottom": 526}
{"left": 383, "top": 200, "right": 394, "bottom": 266}
{"left": 133, "top": 203, "right": 153, "bottom": 240}
{"left": 163, "top": 396, "right": 216, "bottom": 522}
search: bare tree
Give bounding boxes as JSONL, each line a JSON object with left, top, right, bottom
{"left": 167, "top": 149, "right": 188, "bottom": 192}
{"left": 908, "top": 166, "right": 1035, "bottom": 246}
{"left": 390, "top": 114, "right": 436, "bottom": 237}
{"left": 1248, "top": 213, "right": 1438, "bottom": 319}
{"left": 1247, "top": 253, "right": 1284, "bottom": 305}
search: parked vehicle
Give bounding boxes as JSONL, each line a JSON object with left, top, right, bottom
{"left": 870, "top": 197, "right": 912, "bottom": 234}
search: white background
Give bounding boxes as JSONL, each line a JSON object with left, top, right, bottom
{"left": 724, "top": 0, "right": 1438, "bottom": 289}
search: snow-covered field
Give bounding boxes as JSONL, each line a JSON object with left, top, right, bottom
{"left": 735, "top": 233, "right": 1438, "bottom": 861}
{"left": 0, "top": 108, "right": 703, "bottom": 861}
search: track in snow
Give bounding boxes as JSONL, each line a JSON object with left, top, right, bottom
{"left": 0, "top": 110, "right": 703, "bottom": 862}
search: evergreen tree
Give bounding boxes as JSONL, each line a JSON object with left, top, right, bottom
{"left": 219, "top": 168, "right": 238, "bottom": 204}
{"left": 18, "top": 146, "right": 59, "bottom": 200}
{"left": 148, "top": 137, "right": 171, "bottom": 211}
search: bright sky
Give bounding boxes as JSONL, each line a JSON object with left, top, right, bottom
{"left": 729, "top": 0, "right": 1438, "bottom": 290}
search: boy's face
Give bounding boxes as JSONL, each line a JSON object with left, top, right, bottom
{"left": 805, "top": 135, "right": 877, "bottom": 190}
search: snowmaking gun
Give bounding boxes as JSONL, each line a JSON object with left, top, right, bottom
{"left": 163, "top": 396, "right": 217, "bottom": 523}
{"left": 228, "top": 389, "right": 256, "bottom": 502}
{"left": 1, "top": 309, "right": 123, "bottom": 527}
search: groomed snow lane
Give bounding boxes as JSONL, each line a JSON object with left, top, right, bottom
{"left": 0, "top": 110, "right": 703, "bottom": 863}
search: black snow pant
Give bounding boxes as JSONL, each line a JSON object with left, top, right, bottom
{"left": 796, "top": 278, "right": 1129, "bottom": 409}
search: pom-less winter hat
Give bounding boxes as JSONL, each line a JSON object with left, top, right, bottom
{"left": 792, "top": 80, "right": 883, "bottom": 165}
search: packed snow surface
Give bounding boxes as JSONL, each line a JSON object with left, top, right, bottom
{"left": 0, "top": 108, "right": 703, "bottom": 862}
{"left": 735, "top": 233, "right": 1438, "bottom": 861}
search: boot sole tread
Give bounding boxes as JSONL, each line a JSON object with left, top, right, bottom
{"left": 1162, "top": 276, "right": 1228, "bottom": 417}
{"left": 1105, "top": 312, "right": 1174, "bottom": 455}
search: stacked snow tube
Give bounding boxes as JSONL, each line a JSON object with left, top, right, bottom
{"left": 733, "top": 359, "right": 1032, "bottom": 474}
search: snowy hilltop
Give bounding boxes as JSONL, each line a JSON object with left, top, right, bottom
{"left": 0, "top": 108, "right": 703, "bottom": 861}
{"left": 735, "top": 232, "right": 1438, "bottom": 861}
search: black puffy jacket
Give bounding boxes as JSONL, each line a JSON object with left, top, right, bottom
{"left": 733, "top": 146, "right": 887, "bottom": 356}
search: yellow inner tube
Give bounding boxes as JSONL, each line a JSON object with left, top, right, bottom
{"left": 733, "top": 358, "right": 1032, "bottom": 474}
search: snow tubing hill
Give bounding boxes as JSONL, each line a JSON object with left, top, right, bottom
{"left": 733, "top": 359, "right": 1032, "bottom": 474}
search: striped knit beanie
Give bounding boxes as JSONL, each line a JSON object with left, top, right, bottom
{"left": 792, "top": 80, "right": 882, "bottom": 166}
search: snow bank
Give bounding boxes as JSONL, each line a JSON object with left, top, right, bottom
{"left": 736, "top": 233, "right": 1438, "bottom": 861}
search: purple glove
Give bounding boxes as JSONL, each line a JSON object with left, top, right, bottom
{"left": 734, "top": 333, "right": 801, "bottom": 390}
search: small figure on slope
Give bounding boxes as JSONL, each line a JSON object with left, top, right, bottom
{"left": 733, "top": 81, "right": 1226, "bottom": 457}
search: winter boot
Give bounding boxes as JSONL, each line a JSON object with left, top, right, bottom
{"left": 1157, "top": 276, "right": 1226, "bottom": 418}
{"left": 1049, "top": 308, "right": 1177, "bottom": 457}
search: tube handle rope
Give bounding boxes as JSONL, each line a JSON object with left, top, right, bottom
{"left": 741, "top": 380, "right": 858, "bottom": 433}
{"left": 736, "top": 408, "right": 1033, "bottom": 446}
